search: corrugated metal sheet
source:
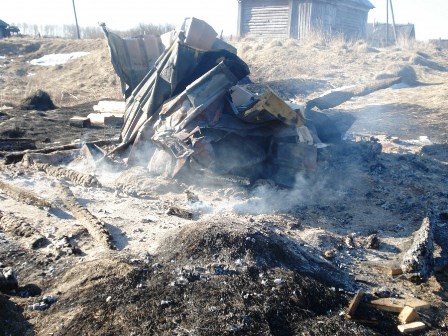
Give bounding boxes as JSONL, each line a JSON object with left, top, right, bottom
{"left": 241, "top": 0, "right": 290, "bottom": 37}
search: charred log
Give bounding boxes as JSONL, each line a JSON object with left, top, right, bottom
{"left": 32, "top": 162, "right": 101, "bottom": 188}
{"left": 0, "top": 211, "right": 49, "bottom": 249}
{"left": 1, "top": 139, "right": 118, "bottom": 164}
{"left": 56, "top": 183, "right": 114, "bottom": 250}
{"left": 0, "top": 180, "right": 52, "bottom": 209}
{"left": 401, "top": 215, "right": 435, "bottom": 281}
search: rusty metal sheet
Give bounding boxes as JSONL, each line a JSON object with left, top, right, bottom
{"left": 101, "top": 25, "right": 164, "bottom": 96}
{"left": 237, "top": 90, "right": 305, "bottom": 126}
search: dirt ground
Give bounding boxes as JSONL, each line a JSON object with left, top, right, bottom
{"left": 0, "top": 35, "right": 448, "bottom": 336}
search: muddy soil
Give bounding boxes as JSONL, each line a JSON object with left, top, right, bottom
{"left": 0, "top": 37, "right": 448, "bottom": 335}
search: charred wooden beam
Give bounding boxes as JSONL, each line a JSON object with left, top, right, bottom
{"left": 1, "top": 139, "right": 118, "bottom": 164}
{"left": 401, "top": 215, "right": 435, "bottom": 281}
{"left": 31, "top": 162, "right": 101, "bottom": 188}
{"left": 0, "top": 211, "right": 49, "bottom": 249}
{"left": 0, "top": 179, "right": 52, "bottom": 209}
{"left": 346, "top": 290, "right": 365, "bottom": 319}
{"left": 56, "top": 183, "right": 114, "bottom": 250}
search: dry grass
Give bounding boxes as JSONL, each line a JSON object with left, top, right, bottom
{"left": 1, "top": 34, "right": 447, "bottom": 108}
{"left": 233, "top": 31, "right": 448, "bottom": 102}
{"left": 0, "top": 37, "right": 122, "bottom": 107}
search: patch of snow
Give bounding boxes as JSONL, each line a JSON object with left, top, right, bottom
{"left": 408, "top": 136, "right": 432, "bottom": 146}
{"left": 30, "top": 52, "right": 90, "bottom": 66}
{"left": 0, "top": 56, "right": 5, "bottom": 59}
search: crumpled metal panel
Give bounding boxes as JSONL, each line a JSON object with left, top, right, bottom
{"left": 101, "top": 26, "right": 164, "bottom": 97}
{"left": 129, "top": 61, "right": 240, "bottom": 175}
{"left": 121, "top": 41, "right": 249, "bottom": 147}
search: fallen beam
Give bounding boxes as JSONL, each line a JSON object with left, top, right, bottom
{"left": 1, "top": 139, "right": 119, "bottom": 165}
{"left": 397, "top": 322, "right": 426, "bottom": 334}
{"left": 346, "top": 290, "right": 364, "bottom": 319}
{"left": 401, "top": 215, "right": 434, "bottom": 281}
{"left": 0, "top": 179, "right": 52, "bottom": 209}
{"left": 366, "top": 297, "right": 430, "bottom": 313}
{"left": 31, "top": 162, "right": 101, "bottom": 188}
{"left": 56, "top": 183, "right": 114, "bottom": 249}
{"left": 0, "top": 211, "right": 49, "bottom": 249}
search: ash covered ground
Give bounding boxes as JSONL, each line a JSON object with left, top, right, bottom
{"left": 0, "top": 36, "right": 448, "bottom": 335}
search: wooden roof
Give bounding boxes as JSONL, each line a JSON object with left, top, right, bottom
{"left": 239, "top": 0, "right": 374, "bottom": 10}
{"left": 0, "top": 19, "right": 9, "bottom": 28}
{"left": 349, "top": 0, "right": 375, "bottom": 9}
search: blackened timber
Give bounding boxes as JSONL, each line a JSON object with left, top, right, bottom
{"left": 1, "top": 139, "right": 118, "bottom": 164}
{"left": 56, "top": 183, "right": 115, "bottom": 250}
{"left": 0, "top": 180, "right": 52, "bottom": 209}
{"left": 401, "top": 215, "right": 435, "bottom": 281}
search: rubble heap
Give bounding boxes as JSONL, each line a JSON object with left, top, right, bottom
{"left": 103, "top": 18, "right": 320, "bottom": 187}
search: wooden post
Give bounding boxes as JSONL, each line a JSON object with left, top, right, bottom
{"left": 237, "top": 0, "right": 243, "bottom": 38}
{"left": 72, "top": 0, "right": 81, "bottom": 39}
{"left": 389, "top": 0, "right": 398, "bottom": 44}
{"left": 386, "top": 0, "right": 389, "bottom": 45}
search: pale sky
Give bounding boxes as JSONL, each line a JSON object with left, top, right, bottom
{"left": 2, "top": 0, "right": 447, "bottom": 40}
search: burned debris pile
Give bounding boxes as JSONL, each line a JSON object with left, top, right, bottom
{"left": 102, "top": 18, "right": 318, "bottom": 187}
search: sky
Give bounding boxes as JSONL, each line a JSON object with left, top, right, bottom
{"left": 2, "top": 0, "right": 447, "bottom": 40}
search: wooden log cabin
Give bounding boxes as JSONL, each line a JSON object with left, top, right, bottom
{"left": 237, "top": 0, "right": 374, "bottom": 40}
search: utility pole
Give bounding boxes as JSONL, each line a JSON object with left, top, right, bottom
{"left": 72, "top": 0, "right": 81, "bottom": 39}
{"left": 386, "top": 0, "right": 389, "bottom": 45}
{"left": 389, "top": 0, "right": 398, "bottom": 44}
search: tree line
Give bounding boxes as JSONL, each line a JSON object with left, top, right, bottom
{"left": 11, "top": 23, "right": 175, "bottom": 39}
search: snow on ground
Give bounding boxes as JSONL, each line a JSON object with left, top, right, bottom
{"left": 30, "top": 52, "right": 90, "bottom": 66}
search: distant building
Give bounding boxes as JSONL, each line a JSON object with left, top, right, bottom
{"left": 237, "top": 0, "right": 374, "bottom": 40}
{"left": 430, "top": 39, "right": 448, "bottom": 50}
{"left": 0, "top": 19, "right": 20, "bottom": 38}
{"left": 0, "top": 19, "right": 9, "bottom": 38}
{"left": 367, "top": 23, "right": 416, "bottom": 46}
